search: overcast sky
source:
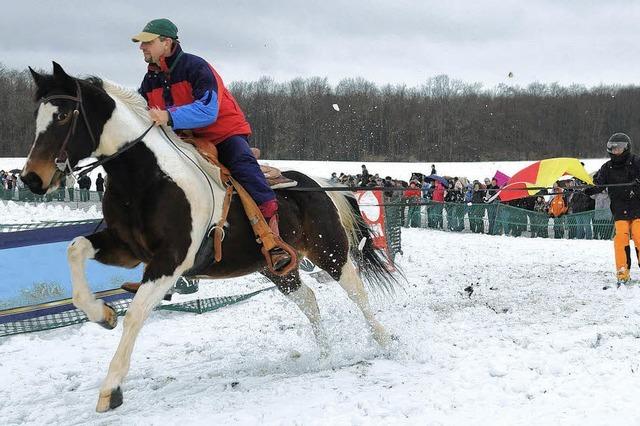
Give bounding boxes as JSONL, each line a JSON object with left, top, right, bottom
{"left": 2, "top": 0, "right": 639, "bottom": 90}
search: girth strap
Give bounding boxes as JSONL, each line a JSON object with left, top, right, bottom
{"left": 213, "top": 184, "right": 234, "bottom": 262}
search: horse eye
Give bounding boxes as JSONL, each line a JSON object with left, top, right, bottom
{"left": 56, "top": 112, "right": 68, "bottom": 123}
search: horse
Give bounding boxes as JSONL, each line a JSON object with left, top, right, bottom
{"left": 21, "top": 63, "right": 398, "bottom": 412}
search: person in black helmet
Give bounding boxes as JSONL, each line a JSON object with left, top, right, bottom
{"left": 588, "top": 132, "right": 640, "bottom": 287}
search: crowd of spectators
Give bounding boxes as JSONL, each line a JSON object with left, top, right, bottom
{"left": 1, "top": 161, "right": 614, "bottom": 240}
{"left": 329, "top": 164, "right": 613, "bottom": 240}
{"left": 0, "top": 170, "right": 105, "bottom": 203}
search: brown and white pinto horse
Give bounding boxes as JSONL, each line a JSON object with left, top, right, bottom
{"left": 21, "top": 63, "right": 398, "bottom": 412}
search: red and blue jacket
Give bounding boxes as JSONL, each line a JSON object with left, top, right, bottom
{"left": 139, "top": 43, "right": 251, "bottom": 144}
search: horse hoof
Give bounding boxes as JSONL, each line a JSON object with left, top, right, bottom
{"left": 373, "top": 330, "right": 393, "bottom": 348}
{"left": 97, "top": 304, "right": 118, "bottom": 330}
{"left": 96, "top": 387, "right": 123, "bottom": 412}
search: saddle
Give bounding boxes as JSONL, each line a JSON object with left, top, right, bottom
{"left": 184, "top": 137, "right": 298, "bottom": 276}
{"left": 250, "top": 147, "right": 297, "bottom": 190}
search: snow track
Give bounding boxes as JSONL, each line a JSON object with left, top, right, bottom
{"left": 2, "top": 228, "right": 640, "bottom": 424}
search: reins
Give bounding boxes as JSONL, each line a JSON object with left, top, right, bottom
{"left": 73, "top": 124, "right": 155, "bottom": 177}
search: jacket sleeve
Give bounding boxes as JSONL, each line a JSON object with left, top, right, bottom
{"left": 632, "top": 155, "right": 640, "bottom": 179}
{"left": 585, "top": 165, "right": 607, "bottom": 196}
{"left": 168, "top": 60, "right": 219, "bottom": 129}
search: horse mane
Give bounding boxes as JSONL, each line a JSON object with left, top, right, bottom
{"left": 99, "top": 79, "right": 151, "bottom": 123}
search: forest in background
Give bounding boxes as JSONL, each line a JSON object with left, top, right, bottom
{"left": 1, "top": 64, "right": 638, "bottom": 161}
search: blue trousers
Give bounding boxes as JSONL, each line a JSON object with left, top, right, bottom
{"left": 216, "top": 135, "right": 275, "bottom": 205}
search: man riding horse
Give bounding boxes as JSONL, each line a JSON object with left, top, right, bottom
{"left": 22, "top": 58, "right": 397, "bottom": 414}
{"left": 132, "top": 18, "right": 291, "bottom": 273}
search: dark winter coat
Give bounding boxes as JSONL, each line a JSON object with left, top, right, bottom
{"left": 445, "top": 186, "right": 462, "bottom": 203}
{"left": 568, "top": 191, "right": 594, "bottom": 213}
{"left": 484, "top": 184, "right": 500, "bottom": 202}
{"left": 471, "top": 190, "right": 485, "bottom": 204}
{"left": 592, "top": 152, "right": 640, "bottom": 220}
{"left": 96, "top": 176, "right": 105, "bottom": 192}
{"left": 78, "top": 175, "right": 92, "bottom": 190}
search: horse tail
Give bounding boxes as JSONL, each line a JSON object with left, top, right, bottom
{"left": 326, "top": 187, "right": 401, "bottom": 295}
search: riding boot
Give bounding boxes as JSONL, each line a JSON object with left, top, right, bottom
{"left": 266, "top": 214, "right": 292, "bottom": 272}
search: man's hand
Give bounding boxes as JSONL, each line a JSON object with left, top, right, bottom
{"left": 149, "top": 107, "right": 170, "bottom": 126}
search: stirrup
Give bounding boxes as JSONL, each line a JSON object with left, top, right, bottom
{"left": 269, "top": 247, "right": 292, "bottom": 271}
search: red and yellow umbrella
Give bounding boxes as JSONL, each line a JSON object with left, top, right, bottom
{"left": 498, "top": 158, "right": 593, "bottom": 202}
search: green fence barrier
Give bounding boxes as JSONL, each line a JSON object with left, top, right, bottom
{"left": 0, "top": 285, "right": 276, "bottom": 338}
{"left": 384, "top": 203, "right": 403, "bottom": 258}
{"left": 393, "top": 199, "right": 614, "bottom": 240}
{"left": 157, "top": 286, "right": 275, "bottom": 314}
{"left": 0, "top": 294, "right": 132, "bottom": 337}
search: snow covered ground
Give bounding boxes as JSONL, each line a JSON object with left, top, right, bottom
{"left": 0, "top": 200, "right": 102, "bottom": 225}
{"left": 2, "top": 226, "right": 640, "bottom": 425}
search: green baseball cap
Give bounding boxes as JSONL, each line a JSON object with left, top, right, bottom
{"left": 131, "top": 18, "right": 178, "bottom": 42}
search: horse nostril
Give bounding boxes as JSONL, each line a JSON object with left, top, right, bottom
{"left": 21, "top": 172, "right": 44, "bottom": 194}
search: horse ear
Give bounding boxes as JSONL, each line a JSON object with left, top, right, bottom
{"left": 52, "top": 61, "right": 72, "bottom": 82}
{"left": 28, "top": 66, "right": 43, "bottom": 86}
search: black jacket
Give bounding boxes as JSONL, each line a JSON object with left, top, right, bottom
{"left": 78, "top": 175, "right": 92, "bottom": 190}
{"left": 471, "top": 190, "right": 485, "bottom": 204}
{"left": 96, "top": 176, "right": 105, "bottom": 192}
{"left": 593, "top": 153, "right": 640, "bottom": 220}
{"left": 569, "top": 191, "right": 594, "bottom": 213}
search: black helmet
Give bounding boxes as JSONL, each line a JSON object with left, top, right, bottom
{"left": 607, "top": 132, "right": 631, "bottom": 155}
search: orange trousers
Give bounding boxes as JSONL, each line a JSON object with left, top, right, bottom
{"left": 613, "top": 219, "right": 640, "bottom": 278}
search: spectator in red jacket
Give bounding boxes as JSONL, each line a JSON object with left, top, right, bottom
{"left": 427, "top": 180, "right": 445, "bottom": 229}
{"left": 432, "top": 181, "right": 445, "bottom": 202}
{"left": 404, "top": 181, "right": 422, "bottom": 227}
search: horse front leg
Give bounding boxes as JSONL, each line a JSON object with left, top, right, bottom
{"left": 67, "top": 231, "right": 140, "bottom": 329}
{"left": 95, "top": 255, "right": 181, "bottom": 412}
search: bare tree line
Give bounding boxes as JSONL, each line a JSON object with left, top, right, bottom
{"left": 1, "top": 64, "right": 638, "bottom": 161}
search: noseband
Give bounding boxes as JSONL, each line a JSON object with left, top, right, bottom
{"left": 40, "top": 80, "right": 98, "bottom": 174}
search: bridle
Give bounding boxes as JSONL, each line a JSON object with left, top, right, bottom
{"left": 39, "top": 80, "right": 98, "bottom": 174}
{"left": 38, "top": 79, "right": 154, "bottom": 177}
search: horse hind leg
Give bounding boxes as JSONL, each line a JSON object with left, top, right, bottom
{"left": 336, "top": 259, "right": 392, "bottom": 348}
{"left": 264, "top": 270, "right": 329, "bottom": 354}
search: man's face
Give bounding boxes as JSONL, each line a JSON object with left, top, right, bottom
{"left": 139, "top": 37, "right": 171, "bottom": 64}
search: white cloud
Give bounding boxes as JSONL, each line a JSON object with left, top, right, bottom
{"left": 2, "top": 0, "right": 640, "bottom": 88}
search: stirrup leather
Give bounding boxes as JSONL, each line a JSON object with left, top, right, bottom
{"left": 229, "top": 177, "right": 298, "bottom": 276}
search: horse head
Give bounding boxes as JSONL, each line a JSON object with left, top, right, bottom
{"left": 21, "top": 62, "right": 115, "bottom": 194}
